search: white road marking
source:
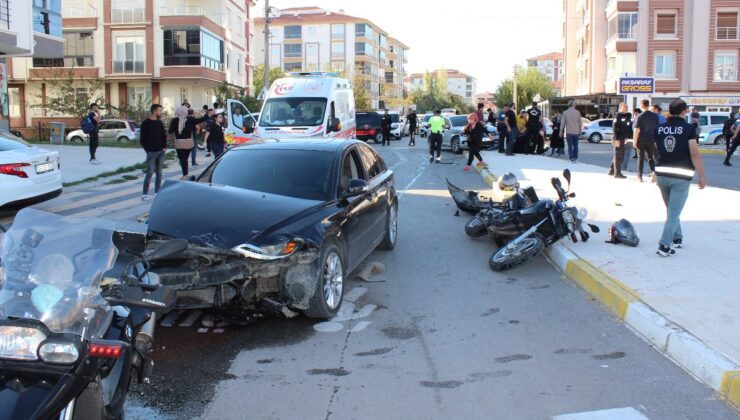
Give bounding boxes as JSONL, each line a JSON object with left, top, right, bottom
{"left": 343, "top": 286, "right": 368, "bottom": 303}
{"left": 160, "top": 310, "right": 183, "bottom": 327}
{"left": 313, "top": 321, "right": 344, "bottom": 333}
{"left": 201, "top": 314, "right": 216, "bottom": 328}
{"left": 178, "top": 310, "right": 202, "bottom": 327}
{"left": 349, "top": 321, "right": 372, "bottom": 333}
{"left": 553, "top": 407, "right": 650, "bottom": 420}
{"left": 332, "top": 301, "right": 356, "bottom": 322}
{"left": 213, "top": 328, "right": 225, "bottom": 333}
{"left": 351, "top": 304, "right": 377, "bottom": 320}
{"left": 197, "top": 328, "right": 209, "bottom": 333}
{"left": 397, "top": 157, "right": 430, "bottom": 199}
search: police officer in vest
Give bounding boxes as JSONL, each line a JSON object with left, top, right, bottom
{"left": 654, "top": 99, "right": 707, "bottom": 257}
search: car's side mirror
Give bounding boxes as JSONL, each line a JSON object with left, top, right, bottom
{"left": 345, "top": 178, "right": 368, "bottom": 197}
{"left": 329, "top": 118, "right": 342, "bottom": 133}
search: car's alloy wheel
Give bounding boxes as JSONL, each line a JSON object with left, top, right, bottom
{"left": 589, "top": 133, "right": 602, "bottom": 143}
{"left": 374, "top": 133, "right": 383, "bottom": 144}
{"left": 323, "top": 251, "right": 343, "bottom": 310}
{"left": 71, "top": 136, "right": 84, "bottom": 143}
{"left": 379, "top": 202, "right": 398, "bottom": 250}
{"left": 715, "top": 135, "right": 725, "bottom": 145}
{"left": 117, "top": 136, "right": 130, "bottom": 143}
{"left": 451, "top": 136, "right": 462, "bottom": 154}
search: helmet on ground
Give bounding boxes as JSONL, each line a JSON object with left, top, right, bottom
{"left": 497, "top": 173, "right": 519, "bottom": 191}
{"left": 607, "top": 219, "right": 639, "bottom": 247}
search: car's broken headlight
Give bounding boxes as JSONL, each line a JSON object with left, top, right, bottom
{"left": 232, "top": 240, "right": 301, "bottom": 261}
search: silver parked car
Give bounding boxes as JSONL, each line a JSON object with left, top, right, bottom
{"left": 580, "top": 119, "right": 614, "bottom": 143}
{"left": 66, "top": 119, "right": 141, "bottom": 143}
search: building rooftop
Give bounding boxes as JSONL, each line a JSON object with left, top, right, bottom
{"left": 407, "top": 69, "right": 475, "bottom": 80}
{"left": 527, "top": 52, "right": 563, "bottom": 62}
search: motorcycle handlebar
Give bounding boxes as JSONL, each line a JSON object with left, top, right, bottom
{"left": 550, "top": 177, "right": 567, "bottom": 201}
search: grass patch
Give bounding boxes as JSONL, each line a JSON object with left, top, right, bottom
{"left": 61, "top": 151, "right": 177, "bottom": 188}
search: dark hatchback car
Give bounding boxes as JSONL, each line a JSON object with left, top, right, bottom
{"left": 356, "top": 111, "right": 383, "bottom": 144}
{"left": 143, "top": 139, "right": 398, "bottom": 319}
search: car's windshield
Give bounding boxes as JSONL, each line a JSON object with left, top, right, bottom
{"left": 0, "top": 134, "right": 30, "bottom": 151}
{"left": 357, "top": 113, "right": 380, "bottom": 124}
{"left": 206, "top": 149, "right": 335, "bottom": 201}
{"left": 388, "top": 114, "right": 400, "bottom": 123}
{"left": 0, "top": 209, "right": 117, "bottom": 338}
{"left": 259, "top": 98, "right": 328, "bottom": 127}
{"left": 449, "top": 116, "right": 468, "bottom": 127}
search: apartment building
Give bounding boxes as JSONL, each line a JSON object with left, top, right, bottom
{"left": 406, "top": 69, "right": 478, "bottom": 105}
{"left": 7, "top": 0, "right": 256, "bottom": 129}
{"left": 253, "top": 7, "right": 409, "bottom": 110}
{"left": 526, "top": 52, "right": 563, "bottom": 95}
{"left": 0, "top": 0, "right": 64, "bottom": 131}
{"left": 473, "top": 91, "right": 496, "bottom": 111}
{"left": 563, "top": 0, "right": 740, "bottom": 113}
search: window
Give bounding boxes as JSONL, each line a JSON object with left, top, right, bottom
{"left": 355, "top": 42, "right": 365, "bottom": 56}
{"left": 599, "top": 120, "right": 612, "bottom": 128}
{"left": 8, "top": 87, "right": 20, "bottom": 117}
{"left": 225, "top": 48, "right": 231, "bottom": 69}
{"left": 283, "top": 62, "right": 301, "bottom": 72}
{"left": 331, "top": 24, "right": 345, "bottom": 40}
{"left": 385, "top": 72, "right": 394, "bottom": 83}
{"left": 114, "top": 36, "right": 145, "bottom": 73}
{"left": 654, "top": 52, "right": 676, "bottom": 78}
{"left": 284, "top": 25, "right": 302, "bottom": 39}
{"left": 340, "top": 150, "right": 364, "bottom": 193}
{"left": 237, "top": 54, "right": 242, "bottom": 74}
{"left": 269, "top": 45, "right": 281, "bottom": 68}
{"left": 656, "top": 11, "right": 677, "bottom": 38}
{"left": 127, "top": 86, "right": 151, "bottom": 107}
{"left": 180, "top": 88, "right": 188, "bottom": 105}
{"left": 717, "top": 12, "right": 739, "bottom": 40}
{"left": 64, "top": 31, "right": 94, "bottom": 66}
{"left": 608, "top": 12, "right": 638, "bottom": 40}
{"left": 714, "top": 53, "right": 737, "bottom": 81}
{"left": 284, "top": 44, "right": 301, "bottom": 58}
{"left": 358, "top": 144, "right": 383, "bottom": 179}
{"left": 33, "top": 0, "right": 62, "bottom": 37}
{"left": 111, "top": 0, "right": 144, "bottom": 23}
{"left": 163, "top": 29, "right": 224, "bottom": 71}
{"left": 0, "top": 0, "right": 9, "bottom": 30}
{"left": 331, "top": 42, "right": 344, "bottom": 59}
{"left": 607, "top": 56, "right": 617, "bottom": 78}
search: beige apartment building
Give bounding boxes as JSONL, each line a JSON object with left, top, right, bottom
{"left": 527, "top": 52, "right": 563, "bottom": 94}
{"left": 405, "top": 69, "right": 478, "bottom": 105}
{"left": 7, "top": 0, "right": 256, "bottom": 129}
{"left": 253, "top": 7, "right": 408, "bottom": 110}
{"left": 563, "top": 0, "right": 740, "bottom": 112}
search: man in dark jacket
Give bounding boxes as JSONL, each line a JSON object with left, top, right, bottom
{"left": 406, "top": 110, "right": 418, "bottom": 146}
{"left": 633, "top": 99, "right": 660, "bottom": 182}
{"left": 525, "top": 102, "right": 544, "bottom": 155}
{"left": 87, "top": 103, "right": 101, "bottom": 164}
{"left": 722, "top": 112, "right": 736, "bottom": 154}
{"left": 381, "top": 110, "right": 392, "bottom": 146}
{"left": 610, "top": 102, "right": 631, "bottom": 179}
{"left": 140, "top": 104, "right": 168, "bottom": 200}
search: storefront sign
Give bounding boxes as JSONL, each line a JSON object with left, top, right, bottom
{"left": 618, "top": 77, "right": 655, "bottom": 94}
{"left": 680, "top": 96, "right": 740, "bottom": 107}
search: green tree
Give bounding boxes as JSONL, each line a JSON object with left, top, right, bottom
{"left": 213, "top": 81, "right": 262, "bottom": 112}
{"left": 495, "top": 67, "right": 554, "bottom": 111}
{"left": 252, "top": 64, "right": 285, "bottom": 98}
{"left": 36, "top": 68, "right": 105, "bottom": 119}
{"left": 436, "top": 67, "right": 448, "bottom": 95}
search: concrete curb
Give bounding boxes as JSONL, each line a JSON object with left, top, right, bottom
{"left": 475, "top": 165, "right": 740, "bottom": 410}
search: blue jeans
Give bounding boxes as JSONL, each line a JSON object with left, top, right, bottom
{"left": 566, "top": 134, "right": 579, "bottom": 161}
{"left": 657, "top": 176, "right": 690, "bottom": 248}
{"left": 506, "top": 129, "right": 518, "bottom": 153}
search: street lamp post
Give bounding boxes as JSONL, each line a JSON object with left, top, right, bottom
{"left": 262, "top": 0, "right": 271, "bottom": 99}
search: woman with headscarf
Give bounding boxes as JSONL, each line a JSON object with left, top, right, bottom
{"left": 462, "top": 113, "right": 492, "bottom": 172}
{"left": 168, "top": 105, "right": 208, "bottom": 177}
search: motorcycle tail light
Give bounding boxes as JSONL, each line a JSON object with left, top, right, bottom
{"left": 89, "top": 342, "right": 123, "bottom": 359}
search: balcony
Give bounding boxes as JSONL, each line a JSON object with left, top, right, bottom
{"left": 716, "top": 27, "right": 739, "bottom": 40}
{"left": 111, "top": 8, "right": 145, "bottom": 24}
{"left": 160, "top": 7, "right": 221, "bottom": 26}
{"left": 112, "top": 59, "right": 145, "bottom": 74}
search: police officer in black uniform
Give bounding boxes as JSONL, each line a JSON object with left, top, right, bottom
{"left": 525, "top": 101, "right": 544, "bottom": 155}
{"left": 381, "top": 110, "right": 392, "bottom": 146}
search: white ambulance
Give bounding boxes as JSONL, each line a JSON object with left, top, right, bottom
{"left": 227, "top": 72, "right": 356, "bottom": 143}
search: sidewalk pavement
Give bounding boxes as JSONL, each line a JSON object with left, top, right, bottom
{"left": 39, "top": 145, "right": 149, "bottom": 183}
{"left": 477, "top": 150, "right": 740, "bottom": 409}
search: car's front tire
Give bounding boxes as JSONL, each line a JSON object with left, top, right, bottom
{"left": 305, "top": 241, "right": 344, "bottom": 319}
{"left": 715, "top": 135, "right": 725, "bottom": 145}
{"left": 374, "top": 133, "right": 383, "bottom": 144}
{"left": 117, "top": 136, "right": 130, "bottom": 143}
{"left": 451, "top": 136, "right": 463, "bottom": 154}
{"left": 588, "top": 133, "right": 603, "bottom": 143}
{"left": 378, "top": 201, "right": 398, "bottom": 250}
{"left": 70, "top": 136, "right": 85, "bottom": 143}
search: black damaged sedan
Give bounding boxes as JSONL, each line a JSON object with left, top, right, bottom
{"left": 143, "top": 139, "right": 397, "bottom": 319}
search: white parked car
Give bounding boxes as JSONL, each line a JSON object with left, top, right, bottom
{"left": 685, "top": 112, "right": 730, "bottom": 145}
{"left": 66, "top": 119, "right": 141, "bottom": 143}
{"left": 0, "top": 131, "right": 62, "bottom": 208}
{"left": 443, "top": 115, "right": 497, "bottom": 154}
{"left": 580, "top": 119, "right": 614, "bottom": 143}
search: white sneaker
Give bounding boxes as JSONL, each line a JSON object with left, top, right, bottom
{"left": 141, "top": 195, "right": 152, "bottom": 201}
{"left": 90, "top": 158, "right": 101, "bottom": 165}
{"left": 435, "top": 157, "right": 441, "bottom": 163}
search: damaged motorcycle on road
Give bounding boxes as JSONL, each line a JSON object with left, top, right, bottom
{"left": 0, "top": 209, "right": 180, "bottom": 420}
{"left": 487, "top": 169, "right": 600, "bottom": 271}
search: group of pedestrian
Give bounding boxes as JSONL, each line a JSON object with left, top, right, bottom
{"left": 138, "top": 101, "right": 227, "bottom": 201}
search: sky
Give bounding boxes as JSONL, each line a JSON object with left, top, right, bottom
{"left": 253, "top": 0, "right": 564, "bottom": 92}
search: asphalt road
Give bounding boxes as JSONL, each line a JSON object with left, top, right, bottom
{"left": 572, "top": 141, "right": 738, "bottom": 191}
{"left": 123, "top": 141, "right": 737, "bottom": 420}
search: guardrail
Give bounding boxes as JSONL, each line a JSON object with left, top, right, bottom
{"left": 716, "top": 27, "right": 739, "bottom": 40}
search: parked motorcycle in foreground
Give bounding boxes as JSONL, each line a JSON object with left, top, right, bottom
{"left": 0, "top": 209, "right": 182, "bottom": 420}
{"left": 487, "top": 169, "right": 600, "bottom": 271}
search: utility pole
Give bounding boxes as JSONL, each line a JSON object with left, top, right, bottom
{"left": 262, "top": 0, "right": 271, "bottom": 99}
{"left": 512, "top": 65, "right": 518, "bottom": 113}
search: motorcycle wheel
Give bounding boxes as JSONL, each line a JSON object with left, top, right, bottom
{"left": 489, "top": 233, "right": 545, "bottom": 272}
{"left": 464, "top": 216, "right": 487, "bottom": 237}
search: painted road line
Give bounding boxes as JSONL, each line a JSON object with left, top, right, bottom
{"left": 553, "top": 406, "right": 649, "bottom": 420}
